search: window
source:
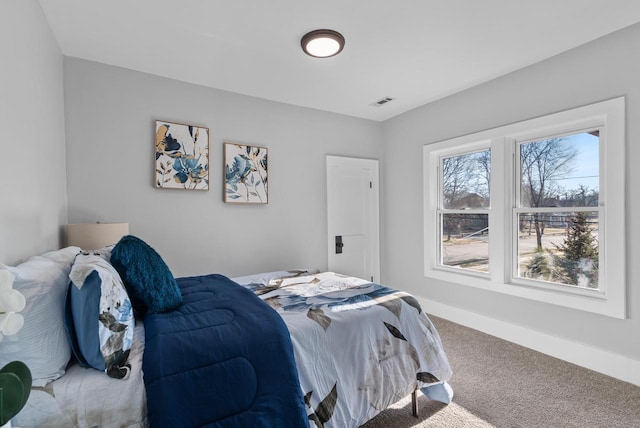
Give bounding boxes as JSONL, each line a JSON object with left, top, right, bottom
{"left": 424, "top": 98, "right": 625, "bottom": 318}
{"left": 439, "top": 149, "right": 490, "bottom": 274}
{"left": 515, "top": 131, "right": 600, "bottom": 290}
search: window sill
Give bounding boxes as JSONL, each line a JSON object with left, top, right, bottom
{"left": 425, "top": 267, "right": 625, "bottom": 319}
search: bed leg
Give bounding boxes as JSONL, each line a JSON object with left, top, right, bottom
{"left": 411, "top": 389, "right": 418, "bottom": 418}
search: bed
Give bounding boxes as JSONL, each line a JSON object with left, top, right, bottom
{"left": 4, "top": 243, "right": 452, "bottom": 428}
{"left": 234, "top": 270, "right": 453, "bottom": 427}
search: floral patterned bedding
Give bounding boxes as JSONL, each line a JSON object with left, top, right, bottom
{"left": 239, "top": 271, "right": 453, "bottom": 428}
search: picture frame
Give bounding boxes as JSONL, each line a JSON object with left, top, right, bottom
{"left": 224, "top": 142, "right": 268, "bottom": 204}
{"left": 154, "top": 120, "right": 209, "bottom": 190}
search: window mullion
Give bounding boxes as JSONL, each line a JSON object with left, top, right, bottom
{"left": 487, "top": 137, "right": 506, "bottom": 284}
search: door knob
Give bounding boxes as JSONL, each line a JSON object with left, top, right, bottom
{"left": 335, "top": 236, "right": 344, "bottom": 254}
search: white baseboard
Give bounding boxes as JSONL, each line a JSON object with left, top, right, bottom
{"left": 420, "top": 298, "right": 640, "bottom": 387}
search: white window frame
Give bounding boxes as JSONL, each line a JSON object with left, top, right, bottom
{"left": 435, "top": 142, "right": 492, "bottom": 277}
{"left": 423, "top": 97, "right": 625, "bottom": 319}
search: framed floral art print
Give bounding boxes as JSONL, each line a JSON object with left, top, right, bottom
{"left": 154, "top": 120, "right": 209, "bottom": 190}
{"left": 224, "top": 142, "right": 268, "bottom": 204}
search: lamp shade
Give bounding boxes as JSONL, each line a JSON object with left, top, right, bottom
{"left": 66, "top": 223, "right": 129, "bottom": 250}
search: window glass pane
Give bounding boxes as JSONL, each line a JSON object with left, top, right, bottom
{"left": 442, "top": 150, "right": 490, "bottom": 209}
{"left": 441, "top": 213, "right": 489, "bottom": 273}
{"left": 517, "top": 211, "right": 599, "bottom": 289}
{"left": 520, "top": 131, "right": 599, "bottom": 208}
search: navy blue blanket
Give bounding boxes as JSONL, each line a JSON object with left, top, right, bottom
{"left": 143, "top": 274, "right": 309, "bottom": 428}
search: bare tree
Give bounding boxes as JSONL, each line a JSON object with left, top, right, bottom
{"left": 443, "top": 151, "right": 490, "bottom": 207}
{"left": 566, "top": 184, "right": 598, "bottom": 207}
{"left": 520, "top": 138, "right": 578, "bottom": 248}
{"left": 474, "top": 150, "right": 491, "bottom": 200}
{"left": 442, "top": 154, "right": 472, "bottom": 207}
{"left": 442, "top": 151, "right": 490, "bottom": 240}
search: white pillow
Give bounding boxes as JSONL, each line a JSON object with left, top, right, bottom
{"left": 0, "top": 246, "right": 80, "bottom": 386}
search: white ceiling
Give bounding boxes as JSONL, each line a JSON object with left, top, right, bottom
{"left": 39, "top": 0, "right": 640, "bottom": 121}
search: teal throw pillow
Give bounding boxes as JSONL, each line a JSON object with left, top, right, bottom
{"left": 110, "top": 235, "right": 182, "bottom": 315}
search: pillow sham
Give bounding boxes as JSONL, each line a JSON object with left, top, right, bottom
{"left": 0, "top": 246, "right": 80, "bottom": 387}
{"left": 65, "top": 253, "right": 134, "bottom": 379}
{"left": 110, "top": 235, "right": 182, "bottom": 315}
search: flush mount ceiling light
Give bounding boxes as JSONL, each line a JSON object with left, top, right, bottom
{"left": 301, "top": 29, "right": 345, "bottom": 58}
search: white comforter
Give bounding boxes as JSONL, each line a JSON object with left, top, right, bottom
{"left": 238, "top": 271, "right": 453, "bottom": 428}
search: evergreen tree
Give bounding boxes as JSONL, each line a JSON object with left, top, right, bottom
{"left": 525, "top": 248, "right": 551, "bottom": 280}
{"left": 553, "top": 212, "right": 599, "bottom": 287}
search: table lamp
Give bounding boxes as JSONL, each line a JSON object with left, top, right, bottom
{"left": 65, "top": 222, "right": 129, "bottom": 250}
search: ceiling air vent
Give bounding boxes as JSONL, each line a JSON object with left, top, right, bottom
{"left": 370, "top": 96, "right": 394, "bottom": 107}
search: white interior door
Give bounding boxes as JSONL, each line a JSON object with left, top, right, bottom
{"left": 327, "top": 155, "right": 380, "bottom": 282}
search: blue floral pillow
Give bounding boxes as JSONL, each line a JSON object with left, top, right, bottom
{"left": 110, "top": 235, "right": 182, "bottom": 315}
{"left": 65, "top": 253, "right": 134, "bottom": 379}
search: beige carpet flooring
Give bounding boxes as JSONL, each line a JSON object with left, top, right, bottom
{"left": 360, "top": 316, "right": 640, "bottom": 428}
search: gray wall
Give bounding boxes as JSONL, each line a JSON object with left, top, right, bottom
{"left": 382, "top": 23, "right": 640, "bottom": 360}
{"left": 63, "top": 58, "right": 383, "bottom": 277}
{"left": 0, "top": 1, "right": 68, "bottom": 265}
